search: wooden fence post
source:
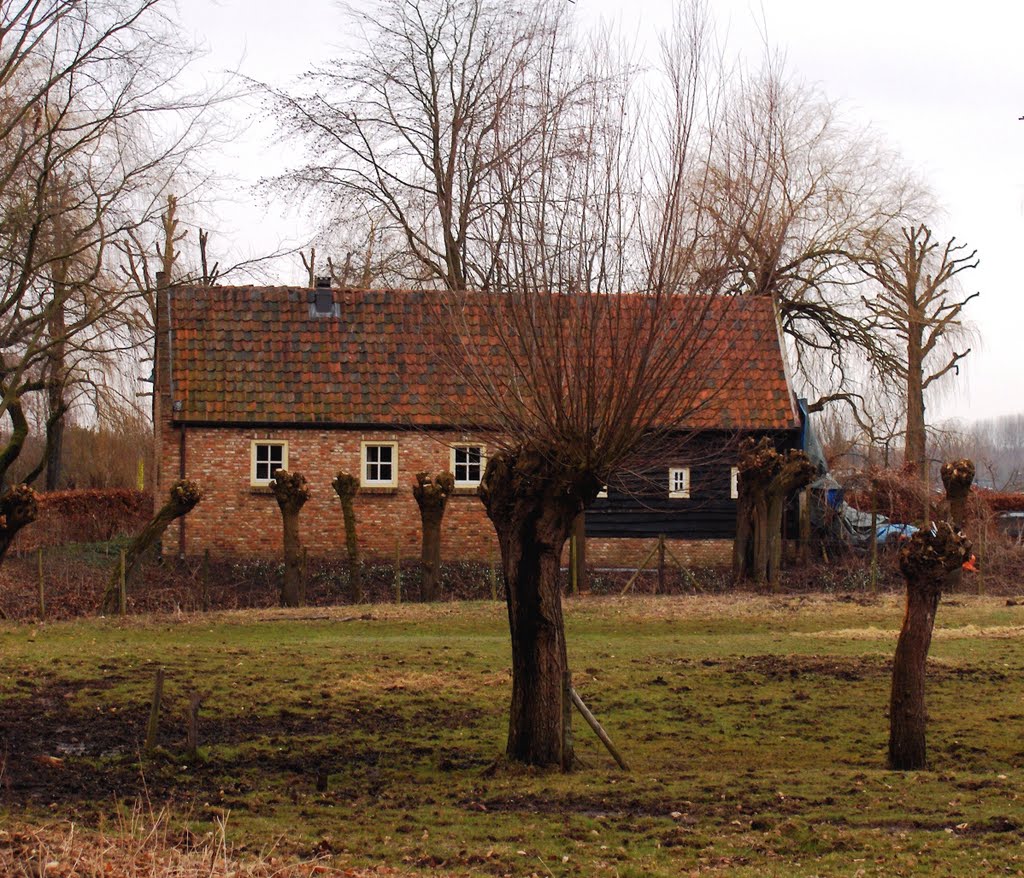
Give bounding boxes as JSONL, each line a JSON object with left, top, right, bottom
{"left": 145, "top": 668, "right": 165, "bottom": 752}
{"left": 301, "top": 546, "right": 309, "bottom": 603}
{"left": 394, "top": 540, "right": 402, "bottom": 604}
{"left": 200, "top": 549, "right": 211, "bottom": 612}
{"left": 569, "top": 534, "right": 577, "bottom": 596}
{"left": 118, "top": 549, "right": 127, "bottom": 616}
{"left": 187, "top": 692, "right": 201, "bottom": 758}
{"left": 37, "top": 547, "right": 45, "bottom": 620}
{"left": 656, "top": 534, "right": 666, "bottom": 595}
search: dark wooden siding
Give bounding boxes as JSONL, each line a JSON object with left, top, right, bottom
{"left": 585, "top": 430, "right": 800, "bottom": 540}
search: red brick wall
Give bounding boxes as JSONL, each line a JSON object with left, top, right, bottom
{"left": 574, "top": 537, "right": 731, "bottom": 569}
{"left": 156, "top": 414, "right": 732, "bottom": 568}
{"left": 157, "top": 422, "right": 500, "bottom": 561}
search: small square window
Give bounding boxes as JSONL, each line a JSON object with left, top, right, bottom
{"left": 251, "top": 441, "right": 287, "bottom": 486}
{"left": 362, "top": 441, "right": 398, "bottom": 487}
{"left": 668, "top": 467, "right": 690, "bottom": 499}
{"left": 730, "top": 466, "right": 739, "bottom": 500}
{"left": 451, "top": 445, "right": 484, "bottom": 486}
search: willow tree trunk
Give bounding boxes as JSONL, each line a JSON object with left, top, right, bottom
{"left": 272, "top": 470, "right": 309, "bottom": 608}
{"left": 941, "top": 458, "right": 975, "bottom": 530}
{"left": 479, "top": 447, "right": 600, "bottom": 769}
{"left": 733, "top": 438, "right": 815, "bottom": 586}
{"left": 100, "top": 480, "right": 201, "bottom": 614}
{"left": 889, "top": 522, "right": 971, "bottom": 770}
{"left": 332, "top": 472, "right": 362, "bottom": 603}
{"left": 940, "top": 458, "right": 975, "bottom": 594}
{"left": 0, "top": 484, "right": 38, "bottom": 563}
{"left": 413, "top": 471, "right": 454, "bottom": 602}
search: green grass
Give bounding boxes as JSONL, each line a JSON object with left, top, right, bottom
{"left": 3, "top": 593, "right": 1024, "bottom": 876}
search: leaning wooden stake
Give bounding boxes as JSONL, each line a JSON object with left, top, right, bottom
{"left": 570, "top": 688, "right": 629, "bottom": 771}
{"left": 620, "top": 540, "right": 661, "bottom": 596}
{"left": 145, "top": 668, "right": 165, "bottom": 752}
{"left": 560, "top": 671, "right": 574, "bottom": 772}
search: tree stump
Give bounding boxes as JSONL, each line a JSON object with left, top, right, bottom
{"left": 412, "top": 471, "right": 454, "bottom": 602}
{"left": 733, "top": 438, "right": 814, "bottom": 588}
{"left": 940, "top": 458, "right": 975, "bottom": 530}
{"left": 101, "top": 480, "right": 201, "bottom": 614}
{"left": 0, "top": 483, "right": 38, "bottom": 563}
{"left": 272, "top": 470, "right": 309, "bottom": 608}
{"left": 332, "top": 472, "right": 362, "bottom": 603}
{"left": 888, "top": 521, "right": 972, "bottom": 770}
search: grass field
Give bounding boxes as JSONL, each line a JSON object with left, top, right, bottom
{"left": 3, "top": 593, "right": 1024, "bottom": 876}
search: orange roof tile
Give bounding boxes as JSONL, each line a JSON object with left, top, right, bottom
{"left": 166, "top": 287, "right": 798, "bottom": 432}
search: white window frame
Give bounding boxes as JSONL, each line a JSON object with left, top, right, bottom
{"left": 451, "top": 444, "right": 485, "bottom": 487}
{"left": 251, "top": 440, "right": 287, "bottom": 487}
{"left": 668, "top": 466, "right": 691, "bottom": 499}
{"left": 361, "top": 441, "right": 398, "bottom": 487}
{"left": 596, "top": 485, "right": 608, "bottom": 499}
{"left": 730, "top": 466, "right": 739, "bottom": 499}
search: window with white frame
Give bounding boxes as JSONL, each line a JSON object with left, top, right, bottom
{"left": 730, "top": 466, "right": 739, "bottom": 499}
{"left": 361, "top": 441, "right": 398, "bottom": 487}
{"left": 251, "top": 441, "right": 287, "bottom": 486}
{"left": 668, "top": 467, "right": 690, "bottom": 499}
{"left": 451, "top": 445, "right": 484, "bottom": 486}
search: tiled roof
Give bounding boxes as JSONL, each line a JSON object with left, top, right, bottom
{"left": 166, "top": 286, "right": 799, "bottom": 431}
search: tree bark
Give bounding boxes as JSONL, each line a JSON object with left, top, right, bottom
{"left": 940, "top": 458, "right": 975, "bottom": 593}
{"left": 888, "top": 521, "right": 971, "bottom": 770}
{"left": 905, "top": 327, "right": 927, "bottom": 481}
{"left": 100, "top": 480, "right": 201, "bottom": 613}
{"left": 412, "top": 471, "right": 454, "bottom": 602}
{"left": 733, "top": 437, "right": 814, "bottom": 586}
{"left": 272, "top": 470, "right": 309, "bottom": 608}
{"left": 479, "top": 446, "right": 600, "bottom": 769}
{"left": 940, "top": 458, "right": 974, "bottom": 530}
{"left": 44, "top": 290, "right": 67, "bottom": 491}
{"left": 0, "top": 484, "right": 38, "bottom": 563}
{"left": 332, "top": 472, "right": 362, "bottom": 603}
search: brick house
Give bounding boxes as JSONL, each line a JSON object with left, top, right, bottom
{"left": 154, "top": 284, "right": 800, "bottom": 567}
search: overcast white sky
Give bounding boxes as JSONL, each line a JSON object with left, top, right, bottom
{"left": 176, "top": 0, "right": 1024, "bottom": 424}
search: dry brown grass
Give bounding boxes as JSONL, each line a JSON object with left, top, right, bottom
{"left": 0, "top": 802, "right": 431, "bottom": 878}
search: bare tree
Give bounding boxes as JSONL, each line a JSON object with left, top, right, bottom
{"left": 889, "top": 462, "right": 973, "bottom": 771}
{"left": 861, "top": 225, "right": 979, "bottom": 480}
{"left": 275, "top": 0, "right": 758, "bottom": 768}
{"left": 0, "top": 0, "right": 221, "bottom": 503}
{"left": 703, "top": 66, "right": 932, "bottom": 413}
{"left": 332, "top": 472, "right": 362, "bottom": 603}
